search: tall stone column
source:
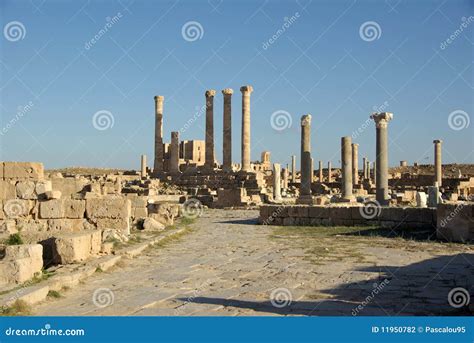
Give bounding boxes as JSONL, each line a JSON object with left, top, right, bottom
{"left": 240, "top": 86, "right": 253, "bottom": 172}
{"left": 311, "top": 158, "right": 314, "bottom": 183}
{"left": 341, "top": 136, "right": 353, "bottom": 201}
{"left": 433, "top": 139, "right": 443, "bottom": 187}
{"left": 170, "top": 131, "right": 180, "bottom": 174}
{"left": 318, "top": 160, "right": 323, "bottom": 182}
{"left": 373, "top": 161, "right": 377, "bottom": 185}
{"left": 366, "top": 160, "right": 371, "bottom": 180}
{"left": 140, "top": 154, "right": 147, "bottom": 178}
{"left": 283, "top": 167, "right": 288, "bottom": 190}
{"left": 222, "top": 88, "right": 233, "bottom": 171}
{"left": 327, "top": 161, "right": 332, "bottom": 183}
{"left": 205, "top": 90, "right": 216, "bottom": 171}
{"left": 297, "top": 115, "right": 312, "bottom": 204}
{"left": 291, "top": 155, "right": 296, "bottom": 183}
{"left": 153, "top": 96, "right": 164, "bottom": 174}
{"left": 273, "top": 163, "right": 282, "bottom": 202}
{"left": 362, "top": 157, "right": 367, "bottom": 180}
{"left": 371, "top": 112, "right": 393, "bottom": 205}
{"left": 352, "top": 143, "right": 359, "bottom": 185}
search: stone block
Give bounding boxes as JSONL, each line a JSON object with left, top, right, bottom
{"left": 0, "top": 180, "right": 16, "bottom": 200}
{"left": 45, "top": 190, "right": 62, "bottom": 200}
{"left": 101, "top": 242, "right": 114, "bottom": 254}
{"left": 308, "top": 206, "right": 328, "bottom": 218}
{"left": 63, "top": 199, "right": 85, "bottom": 219}
{"left": 329, "top": 207, "right": 352, "bottom": 220}
{"left": 0, "top": 244, "right": 43, "bottom": 284}
{"left": 52, "top": 178, "right": 88, "bottom": 197}
{"left": 39, "top": 199, "right": 64, "bottom": 219}
{"left": 86, "top": 197, "right": 131, "bottom": 220}
{"left": 297, "top": 206, "right": 309, "bottom": 217}
{"left": 129, "top": 196, "right": 148, "bottom": 208}
{"left": 437, "top": 203, "right": 474, "bottom": 242}
{"left": 90, "top": 230, "right": 102, "bottom": 255}
{"left": 95, "top": 218, "right": 130, "bottom": 235}
{"left": 3, "top": 162, "right": 44, "bottom": 180}
{"left": 143, "top": 217, "right": 165, "bottom": 231}
{"left": 133, "top": 207, "right": 148, "bottom": 218}
{"left": 3, "top": 199, "right": 32, "bottom": 219}
{"left": 35, "top": 180, "right": 52, "bottom": 195}
{"left": 282, "top": 217, "right": 295, "bottom": 226}
{"left": 53, "top": 232, "right": 92, "bottom": 264}
{"left": 47, "top": 219, "right": 84, "bottom": 232}
{"left": 15, "top": 181, "right": 36, "bottom": 199}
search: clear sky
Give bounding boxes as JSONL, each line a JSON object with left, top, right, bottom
{"left": 1, "top": 0, "right": 473, "bottom": 170}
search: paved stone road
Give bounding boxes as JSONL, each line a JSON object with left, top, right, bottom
{"left": 33, "top": 209, "right": 474, "bottom": 316}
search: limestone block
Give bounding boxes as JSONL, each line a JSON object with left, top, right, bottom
{"left": 1, "top": 244, "right": 43, "bottom": 284}
{"left": 35, "top": 180, "right": 52, "bottom": 195}
{"left": 129, "top": 196, "right": 148, "bottom": 208}
{"left": 143, "top": 217, "right": 165, "bottom": 231}
{"left": 309, "top": 206, "right": 329, "bottom": 218}
{"left": 16, "top": 219, "right": 48, "bottom": 233}
{"left": 95, "top": 218, "right": 130, "bottom": 235}
{"left": 52, "top": 178, "right": 88, "bottom": 197}
{"left": 45, "top": 190, "right": 62, "bottom": 200}
{"left": 47, "top": 219, "right": 84, "bottom": 232}
{"left": 288, "top": 206, "right": 300, "bottom": 217}
{"left": 15, "top": 181, "right": 36, "bottom": 199}
{"left": 90, "top": 230, "right": 102, "bottom": 255}
{"left": 86, "top": 197, "right": 131, "bottom": 220}
{"left": 3, "top": 162, "right": 44, "bottom": 180}
{"left": 0, "top": 180, "right": 16, "bottom": 200}
{"left": 3, "top": 199, "right": 32, "bottom": 218}
{"left": 39, "top": 199, "right": 64, "bottom": 219}
{"left": 329, "top": 207, "right": 352, "bottom": 220}
{"left": 63, "top": 199, "right": 86, "bottom": 219}
{"left": 101, "top": 242, "right": 114, "bottom": 254}
{"left": 0, "top": 220, "right": 17, "bottom": 234}
{"left": 133, "top": 207, "right": 148, "bottom": 218}
{"left": 53, "top": 232, "right": 92, "bottom": 264}
{"left": 297, "top": 206, "right": 309, "bottom": 217}
{"left": 437, "top": 203, "right": 474, "bottom": 242}
{"left": 415, "top": 192, "right": 427, "bottom": 208}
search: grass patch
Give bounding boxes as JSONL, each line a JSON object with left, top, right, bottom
{"left": 5, "top": 233, "right": 23, "bottom": 245}
{"left": 151, "top": 226, "right": 194, "bottom": 249}
{"left": 179, "top": 217, "right": 196, "bottom": 226}
{"left": 0, "top": 300, "right": 31, "bottom": 316}
{"left": 47, "top": 290, "right": 62, "bottom": 299}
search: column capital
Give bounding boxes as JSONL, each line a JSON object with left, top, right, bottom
{"left": 301, "top": 114, "right": 312, "bottom": 126}
{"left": 433, "top": 139, "right": 443, "bottom": 144}
{"left": 351, "top": 143, "right": 359, "bottom": 147}
{"left": 205, "top": 90, "right": 216, "bottom": 98}
{"left": 222, "top": 88, "right": 233, "bottom": 95}
{"left": 371, "top": 112, "right": 393, "bottom": 128}
{"left": 240, "top": 85, "right": 253, "bottom": 94}
{"left": 154, "top": 95, "right": 164, "bottom": 102}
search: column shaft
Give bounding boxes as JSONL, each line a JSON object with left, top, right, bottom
{"left": 341, "top": 136, "right": 353, "bottom": 200}
{"left": 352, "top": 143, "right": 359, "bottom": 185}
{"left": 222, "top": 89, "right": 233, "bottom": 171}
{"left": 371, "top": 112, "right": 393, "bottom": 205}
{"left": 205, "top": 90, "right": 216, "bottom": 170}
{"left": 140, "top": 154, "right": 147, "bottom": 178}
{"left": 154, "top": 96, "right": 164, "bottom": 174}
{"left": 273, "top": 163, "right": 282, "bottom": 202}
{"left": 434, "top": 140, "right": 443, "bottom": 186}
{"left": 170, "top": 131, "right": 180, "bottom": 173}
{"left": 240, "top": 86, "right": 253, "bottom": 172}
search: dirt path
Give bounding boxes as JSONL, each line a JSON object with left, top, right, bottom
{"left": 33, "top": 209, "right": 474, "bottom": 316}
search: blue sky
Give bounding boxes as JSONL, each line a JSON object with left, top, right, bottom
{"left": 1, "top": 0, "right": 473, "bottom": 169}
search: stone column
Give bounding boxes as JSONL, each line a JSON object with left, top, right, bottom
{"left": 366, "top": 160, "right": 371, "bottom": 180}
{"left": 362, "top": 157, "right": 367, "bottom": 180}
{"left": 318, "top": 160, "right": 323, "bottom": 182}
{"left": 153, "top": 96, "right": 164, "bottom": 174}
{"left": 327, "top": 161, "right": 332, "bottom": 183}
{"left": 283, "top": 167, "right": 288, "bottom": 190}
{"left": 373, "top": 161, "right": 377, "bottom": 185}
{"left": 170, "top": 131, "right": 180, "bottom": 174}
{"left": 222, "top": 88, "right": 233, "bottom": 171}
{"left": 240, "top": 86, "right": 253, "bottom": 172}
{"left": 371, "top": 112, "right": 393, "bottom": 205}
{"left": 341, "top": 136, "right": 353, "bottom": 200}
{"left": 140, "top": 154, "right": 147, "bottom": 178}
{"left": 352, "top": 143, "right": 359, "bottom": 185}
{"left": 400, "top": 160, "right": 407, "bottom": 167}
{"left": 273, "top": 163, "right": 282, "bottom": 202}
{"left": 311, "top": 158, "right": 314, "bottom": 183}
{"left": 291, "top": 155, "right": 296, "bottom": 183}
{"left": 433, "top": 139, "right": 443, "bottom": 187}
{"left": 297, "top": 115, "right": 312, "bottom": 204}
{"left": 205, "top": 90, "right": 216, "bottom": 170}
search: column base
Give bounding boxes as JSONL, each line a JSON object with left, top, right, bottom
{"left": 296, "top": 195, "right": 315, "bottom": 205}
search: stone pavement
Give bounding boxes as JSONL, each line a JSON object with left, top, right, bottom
{"left": 33, "top": 209, "right": 474, "bottom": 316}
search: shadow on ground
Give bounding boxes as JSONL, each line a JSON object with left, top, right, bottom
{"left": 179, "top": 254, "right": 474, "bottom": 316}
